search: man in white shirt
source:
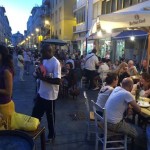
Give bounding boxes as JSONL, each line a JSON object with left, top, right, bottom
{"left": 32, "top": 44, "right": 61, "bottom": 143}
{"left": 105, "top": 78, "right": 144, "bottom": 140}
{"left": 84, "top": 49, "right": 99, "bottom": 89}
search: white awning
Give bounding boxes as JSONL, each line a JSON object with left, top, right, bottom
{"left": 99, "top": 10, "right": 150, "bottom": 31}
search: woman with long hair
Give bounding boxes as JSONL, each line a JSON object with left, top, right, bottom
{"left": 0, "top": 45, "right": 15, "bottom": 129}
{"left": 115, "top": 62, "right": 130, "bottom": 85}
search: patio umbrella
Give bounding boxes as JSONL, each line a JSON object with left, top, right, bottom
{"left": 42, "top": 38, "right": 67, "bottom": 46}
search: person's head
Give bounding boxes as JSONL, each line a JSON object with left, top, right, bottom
{"left": 40, "top": 43, "right": 54, "bottom": 59}
{"left": 92, "top": 48, "right": 97, "bottom": 54}
{"left": 17, "top": 50, "right": 23, "bottom": 55}
{"left": 116, "top": 62, "right": 128, "bottom": 74}
{"left": 115, "top": 60, "right": 119, "bottom": 66}
{"left": 101, "top": 58, "right": 106, "bottom": 63}
{"left": 65, "top": 62, "right": 73, "bottom": 70}
{"left": 128, "top": 60, "right": 134, "bottom": 68}
{"left": 0, "top": 45, "right": 14, "bottom": 73}
{"left": 140, "top": 72, "right": 150, "bottom": 88}
{"left": 105, "top": 72, "right": 118, "bottom": 87}
{"left": 121, "top": 77, "right": 134, "bottom": 92}
{"left": 141, "top": 59, "right": 147, "bottom": 68}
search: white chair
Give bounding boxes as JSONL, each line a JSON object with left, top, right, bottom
{"left": 91, "top": 100, "right": 127, "bottom": 150}
{"left": 83, "top": 91, "right": 95, "bottom": 140}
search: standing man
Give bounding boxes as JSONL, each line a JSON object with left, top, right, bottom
{"left": 84, "top": 48, "right": 99, "bottom": 89}
{"left": 32, "top": 44, "right": 61, "bottom": 143}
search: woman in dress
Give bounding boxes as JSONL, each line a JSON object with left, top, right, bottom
{"left": 0, "top": 45, "right": 15, "bottom": 129}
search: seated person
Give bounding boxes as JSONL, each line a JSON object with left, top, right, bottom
{"left": 128, "top": 60, "right": 138, "bottom": 76}
{"left": 96, "top": 72, "right": 118, "bottom": 108}
{"left": 131, "top": 72, "right": 150, "bottom": 98}
{"left": 140, "top": 59, "right": 148, "bottom": 73}
{"left": 105, "top": 78, "right": 145, "bottom": 142}
{"left": 64, "top": 62, "right": 77, "bottom": 88}
{"left": 115, "top": 62, "right": 130, "bottom": 85}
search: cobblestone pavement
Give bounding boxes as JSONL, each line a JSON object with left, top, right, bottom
{"left": 12, "top": 55, "right": 146, "bottom": 150}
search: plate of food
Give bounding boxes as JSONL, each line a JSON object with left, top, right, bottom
{"left": 137, "top": 101, "right": 150, "bottom": 108}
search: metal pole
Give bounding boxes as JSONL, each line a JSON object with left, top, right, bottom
{"left": 85, "top": 0, "right": 89, "bottom": 54}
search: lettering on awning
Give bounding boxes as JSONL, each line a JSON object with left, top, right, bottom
{"left": 129, "top": 14, "right": 146, "bottom": 26}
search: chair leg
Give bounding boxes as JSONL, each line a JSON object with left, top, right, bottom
{"left": 124, "top": 135, "right": 127, "bottom": 150}
{"left": 95, "top": 136, "right": 98, "bottom": 150}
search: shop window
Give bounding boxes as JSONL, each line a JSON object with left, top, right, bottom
{"left": 101, "top": 0, "right": 106, "bottom": 14}
{"left": 123, "top": 0, "right": 131, "bottom": 8}
{"left": 106, "top": 0, "right": 111, "bottom": 14}
{"left": 111, "top": 0, "right": 117, "bottom": 12}
{"left": 117, "top": 0, "right": 123, "bottom": 10}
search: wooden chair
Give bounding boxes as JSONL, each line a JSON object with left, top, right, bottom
{"left": 91, "top": 100, "right": 127, "bottom": 150}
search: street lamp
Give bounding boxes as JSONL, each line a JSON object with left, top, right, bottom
{"left": 45, "top": 20, "right": 50, "bottom": 25}
{"left": 35, "top": 28, "right": 40, "bottom": 33}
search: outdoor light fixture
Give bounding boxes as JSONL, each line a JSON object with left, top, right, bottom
{"left": 31, "top": 33, "right": 34, "bottom": 36}
{"left": 45, "top": 20, "right": 50, "bottom": 25}
{"left": 35, "top": 28, "right": 39, "bottom": 32}
{"left": 130, "top": 36, "right": 135, "bottom": 41}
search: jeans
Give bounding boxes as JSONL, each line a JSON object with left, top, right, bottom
{"left": 19, "top": 66, "right": 24, "bottom": 80}
{"left": 32, "top": 94, "right": 56, "bottom": 139}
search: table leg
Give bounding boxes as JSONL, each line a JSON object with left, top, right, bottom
{"left": 40, "top": 129, "right": 46, "bottom": 150}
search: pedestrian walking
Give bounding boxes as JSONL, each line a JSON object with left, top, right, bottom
{"left": 23, "top": 49, "right": 31, "bottom": 75}
{"left": 17, "top": 50, "right": 25, "bottom": 81}
{"left": 32, "top": 43, "right": 61, "bottom": 143}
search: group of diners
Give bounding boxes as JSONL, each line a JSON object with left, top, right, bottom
{"left": 95, "top": 71, "right": 150, "bottom": 149}
{"left": 83, "top": 48, "right": 149, "bottom": 91}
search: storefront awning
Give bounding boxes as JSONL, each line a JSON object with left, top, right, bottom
{"left": 112, "top": 30, "right": 148, "bottom": 40}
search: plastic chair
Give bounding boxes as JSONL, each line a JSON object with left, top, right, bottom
{"left": 91, "top": 100, "right": 127, "bottom": 150}
{"left": 83, "top": 91, "right": 95, "bottom": 140}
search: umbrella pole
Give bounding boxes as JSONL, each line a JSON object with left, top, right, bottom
{"left": 147, "top": 32, "right": 150, "bottom": 73}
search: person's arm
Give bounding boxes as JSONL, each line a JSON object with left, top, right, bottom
{"left": 129, "top": 100, "right": 141, "bottom": 113}
{"left": 36, "top": 61, "right": 61, "bottom": 85}
{"left": 39, "top": 76, "right": 61, "bottom": 85}
{"left": 0, "top": 70, "right": 13, "bottom": 98}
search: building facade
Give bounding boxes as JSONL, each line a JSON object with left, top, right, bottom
{"left": 74, "top": 0, "right": 149, "bottom": 60}
{"left": 49, "top": 0, "right": 76, "bottom": 51}
{"left": 0, "top": 7, "right": 12, "bottom": 46}
{"left": 12, "top": 31, "right": 24, "bottom": 47}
